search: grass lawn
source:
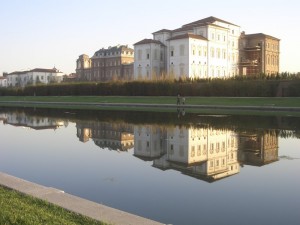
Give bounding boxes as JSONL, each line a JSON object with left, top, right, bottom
{"left": 1, "top": 96, "right": 300, "bottom": 116}
{"left": 0, "top": 186, "right": 108, "bottom": 225}
{"left": 1, "top": 96, "right": 300, "bottom": 107}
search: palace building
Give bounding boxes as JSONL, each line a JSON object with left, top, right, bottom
{"left": 134, "top": 16, "right": 280, "bottom": 80}
{"left": 76, "top": 45, "right": 134, "bottom": 81}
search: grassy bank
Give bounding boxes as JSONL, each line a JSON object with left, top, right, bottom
{"left": 1, "top": 96, "right": 300, "bottom": 117}
{"left": 0, "top": 185, "right": 107, "bottom": 225}
{"left": 1, "top": 96, "right": 300, "bottom": 107}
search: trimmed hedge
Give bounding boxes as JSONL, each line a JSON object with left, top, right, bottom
{"left": 1, "top": 79, "right": 300, "bottom": 97}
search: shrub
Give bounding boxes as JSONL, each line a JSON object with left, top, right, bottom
{"left": 0, "top": 78, "right": 299, "bottom": 97}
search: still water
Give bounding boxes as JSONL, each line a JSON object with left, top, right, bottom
{"left": 0, "top": 107, "right": 299, "bottom": 225}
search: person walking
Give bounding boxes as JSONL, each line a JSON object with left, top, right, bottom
{"left": 177, "top": 94, "right": 181, "bottom": 105}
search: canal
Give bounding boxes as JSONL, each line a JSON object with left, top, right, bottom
{"left": 0, "top": 107, "right": 299, "bottom": 225}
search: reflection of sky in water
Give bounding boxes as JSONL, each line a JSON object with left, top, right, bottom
{"left": 0, "top": 120, "right": 299, "bottom": 225}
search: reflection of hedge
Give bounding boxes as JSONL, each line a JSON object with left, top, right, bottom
{"left": 1, "top": 106, "right": 300, "bottom": 138}
{"left": 1, "top": 79, "right": 300, "bottom": 97}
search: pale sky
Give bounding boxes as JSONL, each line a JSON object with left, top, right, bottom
{"left": 1, "top": 0, "right": 299, "bottom": 75}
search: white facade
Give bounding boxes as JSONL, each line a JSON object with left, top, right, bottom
{"left": 0, "top": 77, "right": 8, "bottom": 87}
{"left": 167, "top": 34, "right": 208, "bottom": 79}
{"left": 134, "top": 40, "right": 166, "bottom": 80}
{"left": 134, "top": 16, "right": 241, "bottom": 80}
{"left": 6, "top": 68, "right": 64, "bottom": 88}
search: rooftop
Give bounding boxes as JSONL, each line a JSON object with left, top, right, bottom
{"left": 152, "top": 29, "right": 172, "bottom": 34}
{"left": 134, "top": 39, "right": 165, "bottom": 46}
{"left": 8, "top": 68, "right": 61, "bottom": 75}
{"left": 93, "top": 45, "right": 134, "bottom": 57}
{"left": 244, "top": 33, "right": 280, "bottom": 41}
{"left": 182, "top": 16, "right": 240, "bottom": 27}
{"left": 151, "top": 16, "right": 232, "bottom": 37}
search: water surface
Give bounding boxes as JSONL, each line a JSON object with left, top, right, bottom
{"left": 0, "top": 107, "right": 299, "bottom": 225}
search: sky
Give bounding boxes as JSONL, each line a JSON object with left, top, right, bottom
{"left": 0, "top": 0, "right": 299, "bottom": 75}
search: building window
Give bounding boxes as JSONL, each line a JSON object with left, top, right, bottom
{"left": 222, "top": 142, "right": 225, "bottom": 151}
{"left": 203, "top": 144, "right": 207, "bottom": 154}
{"left": 147, "top": 53, "right": 150, "bottom": 59}
{"left": 210, "top": 143, "right": 214, "bottom": 153}
{"left": 197, "top": 146, "right": 201, "bottom": 156}
{"left": 217, "top": 48, "right": 221, "bottom": 59}
{"left": 171, "top": 51, "right": 174, "bottom": 57}
{"left": 211, "top": 47, "right": 214, "bottom": 58}
{"left": 191, "top": 146, "right": 195, "bottom": 157}
{"left": 170, "top": 145, "right": 174, "bottom": 155}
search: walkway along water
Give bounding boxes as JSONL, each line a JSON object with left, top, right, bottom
{"left": 0, "top": 172, "right": 164, "bottom": 225}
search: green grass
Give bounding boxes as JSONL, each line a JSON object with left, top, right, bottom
{"left": 1, "top": 96, "right": 300, "bottom": 116}
{"left": 1, "top": 96, "right": 300, "bottom": 107}
{"left": 0, "top": 186, "right": 108, "bottom": 225}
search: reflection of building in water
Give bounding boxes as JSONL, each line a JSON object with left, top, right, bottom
{"left": 239, "top": 130, "right": 279, "bottom": 166}
{"left": 76, "top": 123, "right": 91, "bottom": 143}
{"left": 133, "top": 125, "right": 166, "bottom": 160}
{"left": 2, "top": 111, "right": 64, "bottom": 130}
{"left": 76, "top": 121, "right": 134, "bottom": 151}
{"left": 0, "top": 113, "right": 7, "bottom": 123}
{"left": 134, "top": 125, "right": 240, "bottom": 182}
{"left": 134, "top": 125, "right": 280, "bottom": 182}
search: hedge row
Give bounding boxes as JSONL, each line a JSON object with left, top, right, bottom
{"left": 1, "top": 79, "right": 300, "bottom": 97}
